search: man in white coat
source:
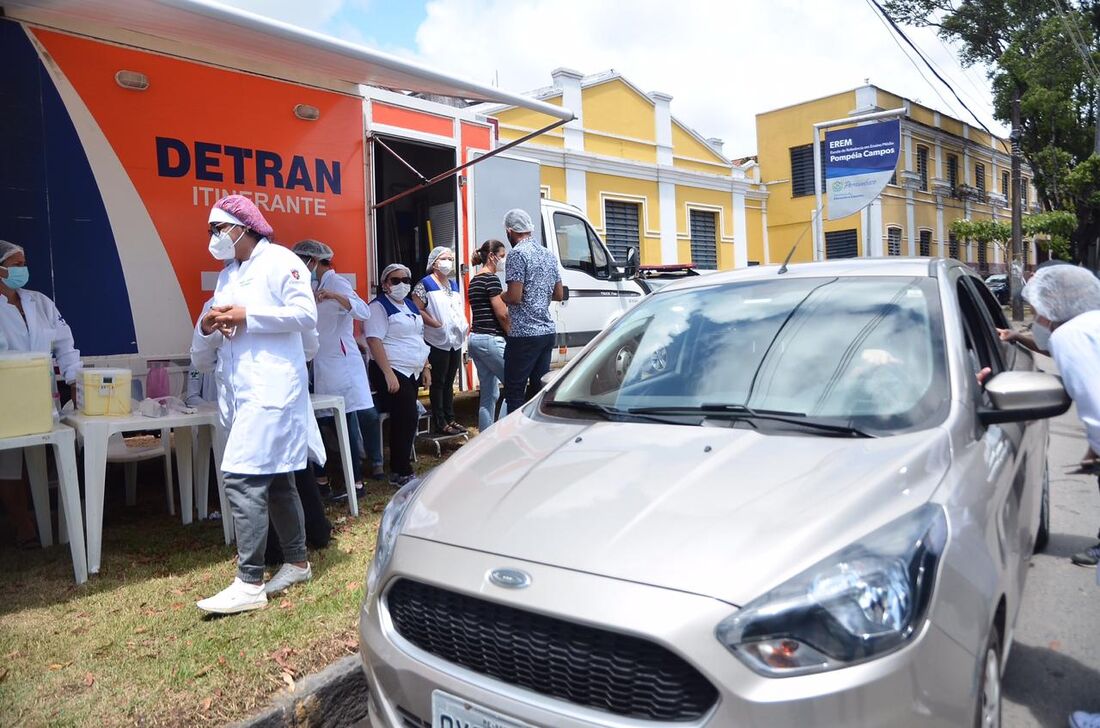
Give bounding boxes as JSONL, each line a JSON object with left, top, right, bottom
{"left": 193, "top": 195, "right": 320, "bottom": 615}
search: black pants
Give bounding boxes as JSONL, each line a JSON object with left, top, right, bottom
{"left": 369, "top": 361, "right": 421, "bottom": 477}
{"left": 428, "top": 345, "right": 462, "bottom": 432}
{"left": 263, "top": 468, "right": 332, "bottom": 566}
{"left": 504, "top": 333, "right": 555, "bottom": 414}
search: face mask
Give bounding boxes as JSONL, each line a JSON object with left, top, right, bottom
{"left": 436, "top": 259, "right": 454, "bottom": 276}
{"left": 1032, "top": 321, "right": 1052, "bottom": 351}
{"left": 3, "top": 266, "right": 29, "bottom": 289}
{"left": 388, "top": 282, "right": 411, "bottom": 301}
{"left": 208, "top": 226, "right": 244, "bottom": 260}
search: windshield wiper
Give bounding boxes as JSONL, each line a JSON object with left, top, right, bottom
{"left": 629, "top": 403, "right": 874, "bottom": 438}
{"left": 544, "top": 399, "right": 692, "bottom": 425}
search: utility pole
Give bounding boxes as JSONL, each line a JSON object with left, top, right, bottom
{"left": 1010, "top": 89, "right": 1024, "bottom": 322}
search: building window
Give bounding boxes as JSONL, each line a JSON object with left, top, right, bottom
{"left": 887, "top": 226, "right": 902, "bottom": 256}
{"left": 1022, "top": 179, "right": 1029, "bottom": 206}
{"left": 790, "top": 142, "right": 825, "bottom": 197}
{"left": 919, "top": 229, "right": 932, "bottom": 257}
{"left": 825, "top": 229, "right": 858, "bottom": 259}
{"left": 603, "top": 200, "right": 641, "bottom": 263}
{"left": 1002, "top": 171, "right": 1009, "bottom": 195}
{"left": 948, "top": 233, "right": 959, "bottom": 260}
{"left": 946, "top": 154, "right": 958, "bottom": 192}
{"left": 917, "top": 145, "right": 929, "bottom": 191}
{"left": 974, "top": 163, "right": 986, "bottom": 202}
{"left": 689, "top": 209, "right": 719, "bottom": 270}
{"left": 977, "top": 241, "right": 988, "bottom": 270}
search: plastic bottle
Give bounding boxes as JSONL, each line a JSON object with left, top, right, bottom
{"left": 146, "top": 360, "right": 170, "bottom": 400}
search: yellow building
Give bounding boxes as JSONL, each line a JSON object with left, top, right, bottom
{"left": 757, "top": 85, "right": 1042, "bottom": 271}
{"left": 481, "top": 69, "right": 768, "bottom": 269}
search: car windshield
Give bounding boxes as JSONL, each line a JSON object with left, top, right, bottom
{"left": 545, "top": 276, "right": 950, "bottom": 435}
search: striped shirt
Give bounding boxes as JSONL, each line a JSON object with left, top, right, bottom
{"left": 469, "top": 272, "right": 506, "bottom": 336}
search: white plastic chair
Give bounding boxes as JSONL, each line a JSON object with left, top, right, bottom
{"left": 105, "top": 429, "right": 176, "bottom": 516}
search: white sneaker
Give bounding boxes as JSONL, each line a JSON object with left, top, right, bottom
{"left": 1071, "top": 712, "right": 1100, "bottom": 728}
{"left": 264, "top": 562, "right": 312, "bottom": 595}
{"left": 196, "top": 578, "right": 267, "bottom": 614}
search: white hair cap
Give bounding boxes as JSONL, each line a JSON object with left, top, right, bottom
{"left": 380, "top": 263, "right": 411, "bottom": 282}
{"left": 292, "top": 239, "right": 334, "bottom": 261}
{"left": 426, "top": 246, "right": 453, "bottom": 271}
{"left": 1023, "top": 264, "right": 1100, "bottom": 323}
{"left": 503, "top": 208, "right": 534, "bottom": 234}
{"left": 0, "top": 240, "right": 24, "bottom": 265}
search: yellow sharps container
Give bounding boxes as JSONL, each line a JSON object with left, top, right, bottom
{"left": 0, "top": 352, "right": 54, "bottom": 438}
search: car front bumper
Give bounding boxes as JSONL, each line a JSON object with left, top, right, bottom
{"left": 360, "top": 536, "right": 979, "bottom": 728}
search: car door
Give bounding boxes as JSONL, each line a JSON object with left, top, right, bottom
{"left": 951, "top": 269, "right": 1031, "bottom": 634}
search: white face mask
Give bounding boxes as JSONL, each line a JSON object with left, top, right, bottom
{"left": 388, "top": 282, "right": 411, "bottom": 301}
{"left": 208, "top": 226, "right": 245, "bottom": 260}
{"left": 436, "top": 259, "right": 454, "bottom": 276}
{"left": 1032, "top": 321, "right": 1052, "bottom": 351}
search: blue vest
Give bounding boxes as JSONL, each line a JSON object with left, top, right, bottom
{"left": 373, "top": 295, "right": 420, "bottom": 317}
{"left": 420, "top": 275, "right": 459, "bottom": 294}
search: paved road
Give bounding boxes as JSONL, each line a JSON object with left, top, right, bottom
{"left": 1003, "top": 405, "right": 1100, "bottom": 727}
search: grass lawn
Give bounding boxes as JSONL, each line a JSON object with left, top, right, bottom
{"left": 0, "top": 436, "right": 459, "bottom": 727}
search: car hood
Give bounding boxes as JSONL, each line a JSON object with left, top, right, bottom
{"left": 402, "top": 410, "right": 952, "bottom": 606}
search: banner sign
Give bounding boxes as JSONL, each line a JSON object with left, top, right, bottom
{"left": 825, "top": 119, "right": 900, "bottom": 220}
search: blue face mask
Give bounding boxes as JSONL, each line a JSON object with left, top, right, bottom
{"left": 3, "top": 266, "right": 28, "bottom": 289}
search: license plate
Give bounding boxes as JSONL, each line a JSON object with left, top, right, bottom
{"left": 431, "top": 691, "right": 534, "bottom": 728}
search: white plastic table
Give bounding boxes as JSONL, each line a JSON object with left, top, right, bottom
{"left": 311, "top": 393, "right": 359, "bottom": 517}
{"left": 62, "top": 406, "right": 218, "bottom": 574}
{"left": 1, "top": 424, "right": 87, "bottom": 584}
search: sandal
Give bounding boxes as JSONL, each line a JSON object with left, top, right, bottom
{"left": 442, "top": 424, "right": 465, "bottom": 436}
{"left": 447, "top": 421, "right": 468, "bottom": 433}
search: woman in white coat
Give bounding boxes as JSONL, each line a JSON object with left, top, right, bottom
{"left": 293, "top": 240, "right": 384, "bottom": 488}
{"left": 192, "top": 195, "right": 321, "bottom": 615}
{"left": 0, "top": 240, "right": 82, "bottom": 548}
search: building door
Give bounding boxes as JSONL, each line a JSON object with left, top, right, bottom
{"left": 689, "top": 210, "right": 719, "bottom": 269}
{"left": 603, "top": 200, "right": 640, "bottom": 263}
{"left": 825, "top": 229, "right": 858, "bottom": 259}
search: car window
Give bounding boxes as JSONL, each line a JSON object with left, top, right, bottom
{"left": 956, "top": 278, "right": 1004, "bottom": 375}
{"left": 554, "top": 212, "right": 609, "bottom": 275}
{"left": 964, "top": 275, "right": 1015, "bottom": 369}
{"left": 546, "top": 276, "right": 950, "bottom": 435}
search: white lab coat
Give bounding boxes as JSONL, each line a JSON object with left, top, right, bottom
{"left": 0, "top": 289, "right": 82, "bottom": 479}
{"left": 189, "top": 240, "right": 323, "bottom": 475}
{"left": 1050, "top": 310, "right": 1100, "bottom": 453}
{"left": 313, "top": 269, "right": 374, "bottom": 413}
{"left": 0, "top": 289, "right": 82, "bottom": 382}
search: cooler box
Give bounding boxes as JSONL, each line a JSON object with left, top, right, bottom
{"left": 0, "top": 353, "right": 54, "bottom": 438}
{"left": 78, "top": 368, "right": 133, "bottom": 416}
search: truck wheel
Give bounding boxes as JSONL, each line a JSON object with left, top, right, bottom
{"left": 1034, "top": 465, "right": 1050, "bottom": 553}
{"left": 974, "top": 626, "right": 1002, "bottom": 728}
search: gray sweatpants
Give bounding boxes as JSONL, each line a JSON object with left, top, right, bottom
{"left": 224, "top": 472, "right": 307, "bottom": 583}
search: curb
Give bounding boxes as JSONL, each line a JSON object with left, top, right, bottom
{"left": 231, "top": 654, "right": 370, "bottom": 728}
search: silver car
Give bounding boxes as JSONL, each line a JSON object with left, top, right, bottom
{"left": 360, "top": 258, "right": 1069, "bottom": 728}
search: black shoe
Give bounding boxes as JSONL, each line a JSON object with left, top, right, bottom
{"left": 389, "top": 473, "right": 416, "bottom": 488}
{"left": 1071, "top": 543, "right": 1100, "bottom": 567}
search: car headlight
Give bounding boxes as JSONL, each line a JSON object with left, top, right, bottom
{"left": 365, "top": 478, "right": 423, "bottom": 603}
{"left": 716, "top": 503, "right": 947, "bottom": 677}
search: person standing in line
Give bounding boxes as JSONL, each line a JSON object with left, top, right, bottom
{"left": 500, "top": 209, "right": 564, "bottom": 414}
{"left": 412, "top": 246, "right": 469, "bottom": 436}
{"left": 1018, "top": 266, "right": 1100, "bottom": 571}
{"left": 467, "top": 239, "right": 510, "bottom": 432}
{"left": 292, "top": 239, "right": 384, "bottom": 489}
{"left": 192, "top": 195, "right": 320, "bottom": 615}
{"left": 365, "top": 264, "right": 431, "bottom": 487}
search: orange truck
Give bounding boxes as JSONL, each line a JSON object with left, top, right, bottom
{"left": 0, "top": 0, "right": 572, "bottom": 359}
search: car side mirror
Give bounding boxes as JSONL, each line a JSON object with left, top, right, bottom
{"left": 978, "top": 371, "right": 1070, "bottom": 425}
{"left": 623, "top": 247, "right": 639, "bottom": 279}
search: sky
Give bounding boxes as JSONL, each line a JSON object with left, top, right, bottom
{"left": 219, "top": 0, "right": 1008, "bottom": 158}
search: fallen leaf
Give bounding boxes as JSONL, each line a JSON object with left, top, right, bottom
{"left": 83, "top": 673, "right": 95, "bottom": 687}
{"left": 0, "top": 667, "right": 8, "bottom": 683}
{"left": 281, "top": 671, "right": 295, "bottom": 690}
{"left": 217, "top": 656, "right": 226, "bottom": 666}
{"left": 171, "top": 588, "right": 186, "bottom": 596}
{"left": 47, "top": 661, "right": 72, "bottom": 671}
{"left": 170, "top": 603, "right": 184, "bottom": 611}
{"left": 201, "top": 697, "right": 213, "bottom": 712}
{"left": 271, "top": 647, "right": 296, "bottom": 670}
{"left": 341, "top": 638, "right": 358, "bottom": 652}
{"left": 278, "top": 599, "right": 294, "bottom": 610}
{"left": 6, "top": 650, "right": 21, "bottom": 660}
{"left": 194, "top": 664, "right": 213, "bottom": 678}
{"left": 214, "top": 689, "right": 223, "bottom": 698}
{"left": 134, "top": 627, "right": 147, "bottom": 634}
{"left": 238, "top": 650, "right": 246, "bottom": 658}
{"left": 345, "top": 581, "right": 360, "bottom": 591}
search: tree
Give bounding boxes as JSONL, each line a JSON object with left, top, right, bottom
{"left": 951, "top": 212, "right": 1075, "bottom": 292}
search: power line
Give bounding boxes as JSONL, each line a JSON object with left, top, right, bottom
{"left": 867, "top": 0, "right": 1011, "bottom": 154}
{"left": 1052, "top": 0, "right": 1100, "bottom": 85}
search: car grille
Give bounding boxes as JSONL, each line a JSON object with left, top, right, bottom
{"left": 386, "top": 579, "right": 718, "bottom": 722}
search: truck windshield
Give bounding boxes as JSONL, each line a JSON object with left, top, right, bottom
{"left": 544, "top": 276, "right": 950, "bottom": 435}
